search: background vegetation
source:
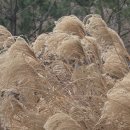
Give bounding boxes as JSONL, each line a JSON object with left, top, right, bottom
{"left": 0, "top": 0, "right": 130, "bottom": 51}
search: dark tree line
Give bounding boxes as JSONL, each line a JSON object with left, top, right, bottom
{"left": 0, "top": 0, "right": 130, "bottom": 49}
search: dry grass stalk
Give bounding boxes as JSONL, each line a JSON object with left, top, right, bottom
{"left": 71, "top": 64, "right": 107, "bottom": 95}
{"left": 0, "top": 25, "right": 14, "bottom": 50}
{"left": 33, "top": 32, "right": 85, "bottom": 68}
{"left": 44, "top": 113, "right": 84, "bottom": 130}
{"left": 0, "top": 37, "right": 82, "bottom": 130}
{"left": 94, "top": 72, "right": 130, "bottom": 130}
{"left": 56, "top": 37, "right": 86, "bottom": 67}
{"left": 53, "top": 15, "right": 86, "bottom": 38}
{"left": 69, "top": 63, "right": 107, "bottom": 130}
{"left": 33, "top": 32, "right": 70, "bottom": 60}
{"left": 84, "top": 14, "right": 130, "bottom": 79}
{"left": 81, "top": 36, "right": 102, "bottom": 69}
{"left": 0, "top": 37, "right": 50, "bottom": 129}
{"left": 1, "top": 14, "right": 130, "bottom": 130}
{"left": 32, "top": 33, "right": 49, "bottom": 54}
{"left": 103, "top": 52, "right": 129, "bottom": 79}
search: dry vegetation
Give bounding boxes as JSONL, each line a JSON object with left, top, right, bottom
{"left": 0, "top": 25, "right": 15, "bottom": 51}
{"left": 0, "top": 14, "right": 130, "bottom": 130}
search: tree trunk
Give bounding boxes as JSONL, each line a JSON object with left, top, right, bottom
{"left": 10, "top": 0, "right": 13, "bottom": 34}
{"left": 13, "top": 0, "right": 18, "bottom": 35}
{"left": 99, "top": 0, "right": 105, "bottom": 20}
{"left": 10, "top": 0, "right": 18, "bottom": 35}
{"left": 117, "top": 0, "right": 121, "bottom": 35}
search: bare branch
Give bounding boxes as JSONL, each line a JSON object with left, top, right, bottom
{"left": 121, "top": 29, "right": 130, "bottom": 37}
